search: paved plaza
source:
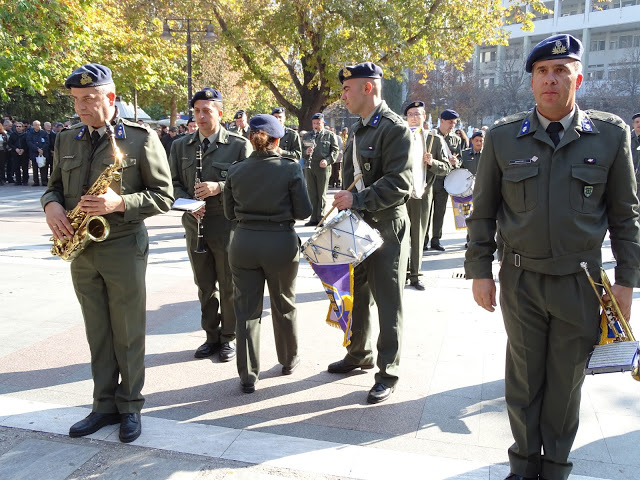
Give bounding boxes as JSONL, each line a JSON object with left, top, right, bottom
{"left": 0, "top": 185, "right": 638, "bottom": 479}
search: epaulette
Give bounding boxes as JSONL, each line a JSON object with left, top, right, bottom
{"left": 120, "top": 118, "right": 150, "bottom": 131}
{"left": 583, "top": 110, "right": 626, "bottom": 129}
{"left": 492, "top": 111, "right": 529, "bottom": 128}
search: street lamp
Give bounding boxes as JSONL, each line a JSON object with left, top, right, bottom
{"left": 161, "top": 18, "right": 216, "bottom": 113}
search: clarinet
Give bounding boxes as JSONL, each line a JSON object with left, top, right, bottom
{"left": 305, "top": 130, "right": 318, "bottom": 168}
{"left": 193, "top": 145, "right": 207, "bottom": 254}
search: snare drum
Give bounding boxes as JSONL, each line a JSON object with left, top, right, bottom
{"left": 444, "top": 168, "right": 475, "bottom": 198}
{"left": 302, "top": 209, "right": 383, "bottom": 267}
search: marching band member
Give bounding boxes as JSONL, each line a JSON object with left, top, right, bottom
{"left": 271, "top": 107, "right": 302, "bottom": 161}
{"left": 404, "top": 101, "right": 451, "bottom": 290}
{"left": 466, "top": 34, "right": 640, "bottom": 480}
{"left": 223, "top": 114, "right": 312, "bottom": 393}
{"left": 329, "top": 62, "right": 412, "bottom": 404}
{"left": 43, "top": 63, "right": 173, "bottom": 442}
{"left": 169, "top": 88, "right": 252, "bottom": 362}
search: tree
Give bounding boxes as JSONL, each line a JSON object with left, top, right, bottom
{"left": 188, "top": 0, "right": 548, "bottom": 129}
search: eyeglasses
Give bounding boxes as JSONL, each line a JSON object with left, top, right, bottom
{"left": 406, "top": 113, "right": 424, "bottom": 117}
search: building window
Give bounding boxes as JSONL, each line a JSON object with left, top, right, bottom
{"left": 590, "top": 40, "right": 606, "bottom": 51}
{"left": 619, "top": 35, "right": 633, "bottom": 48}
{"left": 481, "top": 51, "right": 497, "bottom": 63}
{"left": 588, "top": 70, "right": 604, "bottom": 80}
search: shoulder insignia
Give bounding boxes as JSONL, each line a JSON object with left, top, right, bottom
{"left": 371, "top": 114, "right": 380, "bottom": 127}
{"left": 75, "top": 126, "right": 86, "bottom": 140}
{"left": 581, "top": 117, "right": 593, "bottom": 132}
{"left": 582, "top": 109, "right": 625, "bottom": 130}
{"left": 494, "top": 111, "right": 528, "bottom": 128}
{"left": 520, "top": 119, "right": 530, "bottom": 134}
{"left": 115, "top": 123, "right": 125, "bottom": 139}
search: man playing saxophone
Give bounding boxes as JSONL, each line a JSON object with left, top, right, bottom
{"left": 42, "top": 63, "right": 174, "bottom": 443}
{"left": 169, "top": 87, "right": 252, "bottom": 362}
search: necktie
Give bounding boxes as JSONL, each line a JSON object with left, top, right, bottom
{"left": 202, "top": 138, "right": 210, "bottom": 152}
{"left": 91, "top": 130, "right": 101, "bottom": 148}
{"left": 546, "top": 122, "right": 563, "bottom": 147}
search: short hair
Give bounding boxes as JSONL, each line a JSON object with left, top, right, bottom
{"left": 95, "top": 82, "right": 116, "bottom": 96}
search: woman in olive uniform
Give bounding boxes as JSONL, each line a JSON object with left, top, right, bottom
{"left": 223, "top": 114, "right": 312, "bottom": 393}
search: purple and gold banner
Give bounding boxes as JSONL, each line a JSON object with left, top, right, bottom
{"left": 310, "top": 263, "right": 354, "bottom": 346}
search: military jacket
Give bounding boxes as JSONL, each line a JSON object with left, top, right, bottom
{"left": 465, "top": 107, "right": 640, "bottom": 286}
{"left": 169, "top": 128, "right": 252, "bottom": 217}
{"left": 223, "top": 151, "right": 312, "bottom": 225}
{"left": 229, "top": 125, "right": 250, "bottom": 139}
{"left": 41, "top": 117, "right": 174, "bottom": 233}
{"left": 302, "top": 128, "right": 339, "bottom": 167}
{"left": 460, "top": 148, "right": 482, "bottom": 175}
{"left": 280, "top": 127, "right": 302, "bottom": 160}
{"left": 425, "top": 132, "right": 452, "bottom": 186}
{"left": 438, "top": 128, "right": 462, "bottom": 165}
{"left": 342, "top": 101, "right": 412, "bottom": 216}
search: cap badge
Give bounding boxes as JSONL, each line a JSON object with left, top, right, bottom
{"left": 414, "top": 102, "right": 420, "bottom": 107}
{"left": 206, "top": 90, "right": 213, "bottom": 98}
{"left": 552, "top": 40, "right": 567, "bottom": 55}
{"left": 80, "top": 73, "right": 93, "bottom": 85}
{"left": 342, "top": 65, "right": 352, "bottom": 78}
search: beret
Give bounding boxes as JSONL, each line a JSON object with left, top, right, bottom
{"left": 525, "top": 34, "right": 583, "bottom": 73}
{"left": 311, "top": 113, "right": 324, "bottom": 120}
{"left": 632, "top": 113, "right": 640, "bottom": 120}
{"left": 271, "top": 107, "right": 285, "bottom": 114}
{"left": 249, "top": 114, "right": 285, "bottom": 139}
{"left": 404, "top": 101, "right": 425, "bottom": 116}
{"left": 440, "top": 109, "right": 459, "bottom": 120}
{"left": 64, "top": 63, "right": 113, "bottom": 89}
{"left": 470, "top": 131, "right": 484, "bottom": 140}
{"left": 190, "top": 88, "right": 222, "bottom": 108}
{"left": 338, "top": 61, "right": 383, "bottom": 84}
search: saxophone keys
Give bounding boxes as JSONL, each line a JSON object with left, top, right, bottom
{"left": 113, "top": 172, "right": 121, "bottom": 182}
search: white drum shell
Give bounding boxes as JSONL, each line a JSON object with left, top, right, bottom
{"left": 302, "top": 210, "right": 383, "bottom": 267}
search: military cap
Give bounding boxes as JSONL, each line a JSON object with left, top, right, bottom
{"left": 234, "top": 109, "right": 246, "bottom": 119}
{"left": 55, "top": 122, "right": 64, "bottom": 127}
{"left": 338, "top": 62, "right": 384, "bottom": 84}
{"left": 311, "top": 113, "right": 324, "bottom": 120}
{"left": 470, "top": 131, "right": 484, "bottom": 140}
{"left": 525, "top": 34, "right": 583, "bottom": 73}
{"left": 632, "top": 113, "right": 640, "bottom": 121}
{"left": 64, "top": 63, "right": 113, "bottom": 89}
{"left": 404, "top": 101, "right": 425, "bottom": 116}
{"left": 440, "top": 109, "right": 459, "bottom": 120}
{"left": 190, "top": 88, "right": 222, "bottom": 108}
{"left": 271, "top": 107, "right": 285, "bottom": 115}
{"left": 249, "top": 114, "right": 284, "bottom": 139}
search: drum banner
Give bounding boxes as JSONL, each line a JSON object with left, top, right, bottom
{"left": 310, "top": 262, "right": 354, "bottom": 346}
{"left": 450, "top": 195, "right": 473, "bottom": 230}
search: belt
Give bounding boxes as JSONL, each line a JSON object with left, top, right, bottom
{"left": 502, "top": 243, "right": 601, "bottom": 276}
{"left": 235, "top": 220, "right": 293, "bottom": 231}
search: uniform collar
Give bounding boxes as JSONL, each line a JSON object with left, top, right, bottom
{"left": 535, "top": 105, "right": 575, "bottom": 132}
{"left": 361, "top": 101, "right": 385, "bottom": 128}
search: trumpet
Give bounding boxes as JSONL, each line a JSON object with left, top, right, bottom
{"left": 581, "top": 262, "right": 639, "bottom": 381}
{"left": 193, "top": 145, "right": 207, "bottom": 254}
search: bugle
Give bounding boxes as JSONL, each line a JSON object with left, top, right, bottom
{"left": 580, "top": 262, "right": 639, "bottom": 381}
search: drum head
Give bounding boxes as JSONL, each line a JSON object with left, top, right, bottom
{"left": 444, "top": 169, "right": 474, "bottom": 197}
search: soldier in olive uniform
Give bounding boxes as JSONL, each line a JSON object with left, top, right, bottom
{"left": 42, "top": 64, "right": 174, "bottom": 443}
{"left": 230, "top": 110, "right": 250, "bottom": 139}
{"left": 301, "top": 113, "right": 339, "bottom": 226}
{"left": 460, "top": 130, "right": 484, "bottom": 175}
{"left": 465, "top": 35, "right": 640, "bottom": 480}
{"left": 329, "top": 62, "right": 412, "bottom": 404}
{"left": 224, "top": 114, "right": 312, "bottom": 393}
{"left": 169, "top": 88, "right": 252, "bottom": 362}
{"left": 427, "top": 109, "right": 462, "bottom": 251}
{"left": 271, "top": 107, "right": 302, "bottom": 161}
{"left": 404, "top": 101, "right": 451, "bottom": 290}
{"left": 630, "top": 112, "right": 640, "bottom": 191}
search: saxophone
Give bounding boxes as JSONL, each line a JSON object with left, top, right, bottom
{"left": 51, "top": 121, "right": 124, "bottom": 261}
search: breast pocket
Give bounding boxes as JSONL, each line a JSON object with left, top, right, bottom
{"left": 358, "top": 149, "right": 381, "bottom": 186}
{"left": 103, "top": 156, "right": 136, "bottom": 194}
{"left": 502, "top": 165, "right": 539, "bottom": 213}
{"left": 570, "top": 165, "right": 607, "bottom": 213}
{"left": 60, "top": 157, "right": 84, "bottom": 198}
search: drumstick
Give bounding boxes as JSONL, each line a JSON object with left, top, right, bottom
{"left": 316, "top": 173, "right": 363, "bottom": 228}
{"left": 427, "top": 128, "right": 436, "bottom": 154}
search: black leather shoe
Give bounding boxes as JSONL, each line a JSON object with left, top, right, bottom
{"left": 219, "top": 342, "right": 236, "bottom": 362}
{"left": 504, "top": 474, "right": 538, "bottom": 480}
{"left": 69, "top": 412, "right": 120, "bottom": 438}
{"left": 194, "top": 342, "right": 219, "bottom": 358}
{"left": 119, "top": 413, "right": 142, "bottom": 443}
{"left": 241, "top": 382, "right": 255, "bottom": 394}
{"left": 282, "top": 357, "right": 300, "bottom": 375}
{"left": 431, "top": 243, "right": 445, "bottom": 251}
{"left": 367, "top": 382, "right": 394, "bottom": 404}
{"left": 327, "top": 359, "right": 374, "bottom": 373}
{"left": 409, "top": 279, "right": 425, "bottom": 291}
